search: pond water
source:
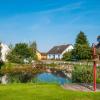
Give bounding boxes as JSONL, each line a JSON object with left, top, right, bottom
{"left": 34, "top": 72, "right": 71, "bottom": 85}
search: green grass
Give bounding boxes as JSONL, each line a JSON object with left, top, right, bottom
{"left": 0, "top": 84, "right": 100, "bottom": 100}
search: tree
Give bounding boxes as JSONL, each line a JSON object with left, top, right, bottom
{"left": 75, "top": 31, "right": 89, "bottom": 46}
{"left": 29, "top": 41, "right": 37, "bottom": 60}
{"left": 72, "top": 31, "right": 92, "bottom": 60}
{"left": 97, "top": 35, "right": 100, "bottom": 43}
{"left": 96, "top": 36, "right": 100, "bottom": 56}
{"left": 29, "top": 41, "right": 37, "bottom": 51}
{"left": 14, "top": 43, "right": 31, "bottom": 58}
{"left": 62, "top": 52, "right": 72, "bottom": 61}
{"left": 7, "top": 42, "right": 37, "bottom": 64}
{"left": 8, "top": 44, "right": 14, "bottom": 50}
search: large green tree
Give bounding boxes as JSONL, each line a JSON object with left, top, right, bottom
{"left": 96, "top": 36, "right": 100, "bottom": 55}
{"left": 97, "top": 35, "right": 100, "bottom": 43}
{"left": 72, "top": 31, "right": 92, "bottom": 60}
{"left": 75, "top": 31, "right": 89, "bottom": 45}
{"left": 29, "top": 41, "right": 37, "bottom": 60}
{"left": 62, "top": 52, "right": 72, "bottom": 61}
{"left": 7, "top": 42, "right": 37, "bottom": 64}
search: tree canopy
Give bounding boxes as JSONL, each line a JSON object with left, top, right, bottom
{"left": 96, "top": 36, "right": 100, "bottom": 55}
{"left": 62, "top": 51, "right": 72, "bottom": 61}
{"left": 73, "top": 31, "right": 92, "bottom": 60}
{"left": 97, "top": 35, "right": 100, "bottom": 43}
{"left": 7, "top": 42, "right": 37, "bottom": 64}
{"left": 29, "top": 41, "right": 37, "bottom": 60}
{"left": 75, "top": 31, "right": 89, "bottom": 46}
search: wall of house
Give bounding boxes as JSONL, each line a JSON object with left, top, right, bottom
{"left": 55, "top": 54, "right": 62, "bottom": 59}
{"left": 47, "top": 54, "right": 62, "bottom": 60}
{"left": 47, "top": 45, "right": 73, "bottom": 60}
{"left": 36, "top": 51, "right": 41, "bottom": 60}
{"left": 62, "top": 45, "right": 73, "bottom": 55}
{"left": 41, "top": 55, "right": 47, "bottom": 60}
{"left": 1, "top": 43, "right": 10, "bottom": 62}
{"left": 47, "top": 54, "right": 54, "bottom": 59}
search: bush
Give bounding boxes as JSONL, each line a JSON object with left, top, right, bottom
{"left": 0, "top": 61, "right": 4, "bottom": 69}
{"left": 62, "top": 52, "right": 72, "bottom": 61}
{"left": 8, "top": 72, "right": 33, "bottom": 83}
{"left": 97, "top": 67, "right": 100, "bottom": 83}
{"left": 96, "top": 78, "right": 100, "bottom": 83}
{"left": 0, "top": 65, "right": 44, "bottom": 83}
{"left": 72, "top": 65, "right": 93, "bottom": 83}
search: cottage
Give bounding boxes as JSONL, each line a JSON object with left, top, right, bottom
{"left": 47, "top": 44, "right": 73, "bottom": 60}
{"left": 36, "top": 50, "right": 42, "bottom": 60}
{"left": 41, "top": 52, "right": 47, "bottom": 60}
{"left": 0, "top": 43, "right": 10, "bottom": 62}
{"left": 36, "top": 51, "right": 47, "bottom": 60}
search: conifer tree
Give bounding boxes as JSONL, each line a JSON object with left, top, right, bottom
{"left": 73, "top": 31, "right": 92, "bottom": 60}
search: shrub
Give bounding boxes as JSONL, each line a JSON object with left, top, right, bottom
{"left": 72, "top": 65, "right": 93, "bottom": 83}
{"left": 8, "top": 72, "right": 33, "bottom": 83}
{"left": 62, "top": 52, "right": 72, "bottom": 61}
{"left": 96, "top": 78, "right": 100, "bottom": 83}
{"left": 0, "top": 61, "right": 4, "bottom": 69}
{"left": 97, "top": 67, "right": 100, "bottom": 83}
{"left": 0, "top": 65, "right": 44, "bottom": 83}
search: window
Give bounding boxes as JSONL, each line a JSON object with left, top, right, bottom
{"left": 53, "top": 54, "right": 55, "bottom": 59}
{"left": 49, "top": 54, "right": 50, "bottom": 57}
{"left": 58, "top": 54, "right": 60, "bottom": 59}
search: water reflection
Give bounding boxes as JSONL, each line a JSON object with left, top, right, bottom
{"left": 34, "top": 72, "right": 71, "bottom": 85}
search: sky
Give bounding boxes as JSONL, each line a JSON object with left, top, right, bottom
{"left": 0, "top": 0, "right": 100, "bottom": 52}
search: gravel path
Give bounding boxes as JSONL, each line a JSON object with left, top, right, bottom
{"left": 62, "top": 83, "right": 100, "bottom": 92}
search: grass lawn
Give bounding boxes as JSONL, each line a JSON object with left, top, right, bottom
{"left": 0, "top": 83, "right": 100, "bottom": 100}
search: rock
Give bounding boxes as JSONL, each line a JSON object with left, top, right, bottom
{"left": 1, "top": 74, "right": 8, "bottom": 84}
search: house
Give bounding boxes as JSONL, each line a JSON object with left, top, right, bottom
{"left": 41, "top": 52, "right": 47, "bottom": 60}
{"left": 47, "top": 44, "right": 73, "bottom": 60}
{"left": 36, "top": 50, "right": 42, "bottom": 60}
{"left": 0, "top": 43, "right": 10, "bottom": 62}
{"left": 36, "top": 50, "right": 47, "bottom": 60}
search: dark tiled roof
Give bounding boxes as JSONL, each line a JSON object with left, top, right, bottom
{"left": 47, "top": 44, "right": 71, "bottom": 54}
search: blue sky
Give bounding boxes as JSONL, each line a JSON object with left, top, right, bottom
{"left": 0, "top": 0, "right": 100, "bottom": 52}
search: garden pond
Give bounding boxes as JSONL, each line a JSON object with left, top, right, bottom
{"left": 33, "top": 72, "right": 72, "bottom": 85}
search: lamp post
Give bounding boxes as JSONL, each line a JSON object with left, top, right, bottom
{"left": 92, "top": 43, "right": 97, "bottom": 92}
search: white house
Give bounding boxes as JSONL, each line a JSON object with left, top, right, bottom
{"left": 0, "top": 43, "right": 10, "bottom": 62}
{"left": 47, "top": 44, "right": 73, "bottom": 60}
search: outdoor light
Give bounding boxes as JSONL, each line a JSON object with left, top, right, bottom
{"left": 92, "top": 43, "right": 97, "bottom": 92}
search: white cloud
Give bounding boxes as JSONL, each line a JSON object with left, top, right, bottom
{"left": 37, "top": 1, "right": 83, "bottom": 14}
